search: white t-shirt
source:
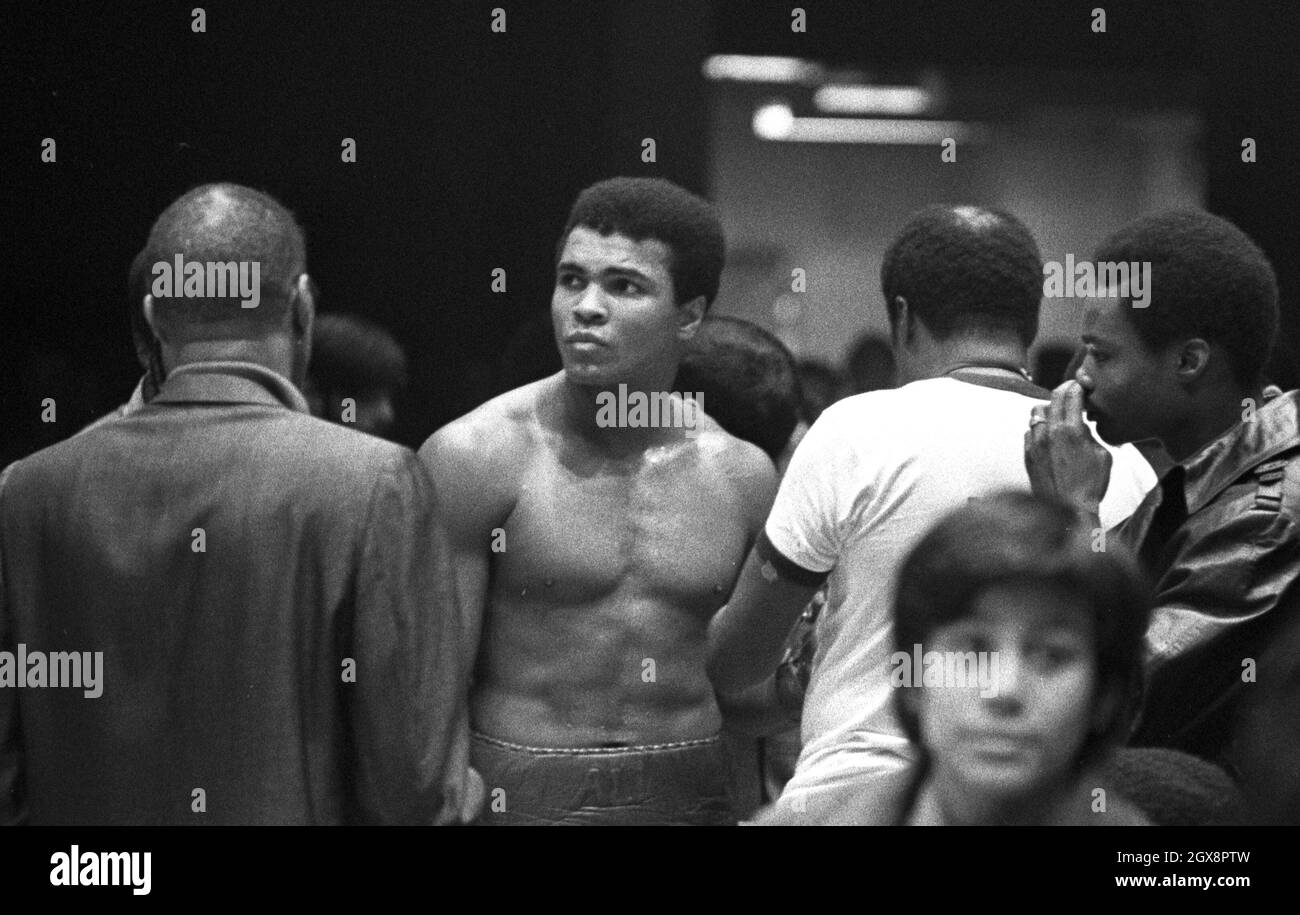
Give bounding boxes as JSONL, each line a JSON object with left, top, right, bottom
{"left": 765, "top": 376, "right": 1156, "bottom": 822}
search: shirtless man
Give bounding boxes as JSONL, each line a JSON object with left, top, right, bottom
{"left": 420, "top": 177, "right": 777, "bottom": 825}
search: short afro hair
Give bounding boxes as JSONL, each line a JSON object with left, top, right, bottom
{"left": 674, "top": 316, "right": 800, "bottom": 461}
{"left": 138, "top": 182, "right": 307, "bottom": 339}
{"left": 881, "top": 205, "right": 1043, "bottom": 347}
{"left": 557, "top": 176, "right": 726, "bottom": 308}
{"left": 1092, "top": 210, "right": 1279, "bottom": 385}
{"left": 892, "top": 490, "right": 1151, "bottom": 772}
{"left": 309, "top": 313, "right": 409, "bottom": 397}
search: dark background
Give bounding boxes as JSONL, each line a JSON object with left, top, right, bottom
{"left": 3, "top": 0, "right": 1297, "bottom": 460}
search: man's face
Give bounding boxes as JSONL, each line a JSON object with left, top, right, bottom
{"left": 919, "top": 581, "right": 1098, "bottom": 809}
{"left": 1076, "top": 295, "right": 1179, "bottom": 445}
{"left": 552, "top": 226, "right": 691, "bottom": 386}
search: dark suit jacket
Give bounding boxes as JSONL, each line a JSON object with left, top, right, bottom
{"left": 0, "top": 361, "right": 470, "bottom": 824}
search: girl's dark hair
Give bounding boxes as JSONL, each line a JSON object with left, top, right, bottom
{"left": 892, "top": 490, "right": 1151, "bottom": 769}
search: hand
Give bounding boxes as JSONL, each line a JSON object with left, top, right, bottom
{"left": 1024, "top": 380, "right": 1112, "bottom": 513}
{"left": 461, "top": 765, "right": 487, "bottom": 824}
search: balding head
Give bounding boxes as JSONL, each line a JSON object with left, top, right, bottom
{"left": 881, "top": 204, "right": 1043, "bottom": 348}
{"left": 137, "top": 183, "right": 308, "bottom": 343}
{"left": 135, "top": 183, "right": 315, "bottom": 386}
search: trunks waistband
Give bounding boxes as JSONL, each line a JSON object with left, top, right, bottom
{"left": 471, "top": 731, "right": 722, "bottom": 757}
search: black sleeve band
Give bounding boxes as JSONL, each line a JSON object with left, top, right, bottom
{"left": 754, "top": 530, "right": 831, "bottom": 589}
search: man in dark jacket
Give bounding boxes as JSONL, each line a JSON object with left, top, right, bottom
{"left": 1025, "top": 209, "right": 1295, "bottom": 770}
{"left": 0, "top": 183, "right": 476, "bottom": 824}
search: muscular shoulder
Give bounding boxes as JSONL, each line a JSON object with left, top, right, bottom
{"left": 419, "top": 379, "right": 546, "bottom": 478}
{"left": 692, "top": 414, "right": 774, "bottom": 482}
{"left": 417, "top": 377, "right": 555, "bottom": 530}
{"left": 691, "top": 412, "right": 780, "bottom": 522}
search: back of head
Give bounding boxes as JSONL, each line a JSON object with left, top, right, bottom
{"left": 893, "top": 491, "right": 1151, "bottom": 767}
{"left": 674, "top": 316, "right": 800, "bottom": 461}
{"left": 309, "top": 314, "right": 408, "bottom": 399}
{"left": 1092, "top": 209, "right": 1279, "bottom": 385}
{"left": 881, "top": 205, "right": 1043, "bottom": 347}
{"left": 136, "top": 182, "right": 307, "bottom": 342}
{"left": 557, "top": 176, "right": 726, "bottom": 307}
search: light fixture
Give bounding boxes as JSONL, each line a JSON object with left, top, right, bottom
{"left": 752, "top": 101, "right": 797, "bottom": 140}
{"left": 703, "top": 55, "right": 824, "bottom": 85}
{"left": 813, "top": 84, "right": 933, "bottom": 116}
{"left": 753, "top": 111, "right": 986, "bottom": 145}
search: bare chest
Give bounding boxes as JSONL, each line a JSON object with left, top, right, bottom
{"left": 492, "top": 447, "right": 752, "bottom": 613}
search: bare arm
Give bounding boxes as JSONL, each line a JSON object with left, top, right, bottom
{"left": 707, "top": 441, "right": 823, "bottom": 695}
{"left": 708, "top": 443, "right": 791, "bottom": 729}
{"left": 417, "top": 416, "right": 519, "bottom": 673}
{"left": 733, "top": 440, "right": 781, "bottom": 555}
{"left": 715, "top": 674, "right": 789, "bottom": 737}
{"left": 707, "top": 535, "right": 825, "bottom": 694}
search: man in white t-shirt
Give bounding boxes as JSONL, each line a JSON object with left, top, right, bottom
{"left": 706, "top": 205, "right": 1156, "bottom": 824}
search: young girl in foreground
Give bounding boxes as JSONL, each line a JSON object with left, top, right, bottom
{"left": 892, "top": 491, "right": 1152, "bottom": 825}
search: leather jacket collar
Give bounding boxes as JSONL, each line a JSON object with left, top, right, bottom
{"left": 1180, "top": 389, "right": 1300, "bottom": 515}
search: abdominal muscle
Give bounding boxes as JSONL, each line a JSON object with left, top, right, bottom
{"left": 470, "top": 590, "right": 723, "bottom": 747}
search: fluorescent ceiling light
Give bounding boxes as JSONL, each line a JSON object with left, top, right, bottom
{"left": 753, "top": 106, "right": 985, "bottom": 145}
{"left": 703, "top": 55, "right": 824, "bottom": 84}
{"left": 813, "top": 84, "right": 933, "bottom": 116}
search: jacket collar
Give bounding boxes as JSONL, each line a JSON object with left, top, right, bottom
{"left": 152, "top": 360, "right": 310, "bottom": 414}
{"left": 122, "top": 376, "right": 148, "bottom": 415}
{"left": 1179, "top": 389, "right": 1300, "bottom": 515}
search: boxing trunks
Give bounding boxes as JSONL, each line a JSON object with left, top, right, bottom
{"left": 471, "top": 731, "right": 736, "bottom": 826}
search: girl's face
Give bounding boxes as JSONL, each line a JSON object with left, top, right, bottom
{"left": 916, "top": 580, "right": 1100, "bottom": 815}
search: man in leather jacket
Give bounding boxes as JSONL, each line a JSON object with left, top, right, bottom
{"left": 1025, "top": 209, "right": 1293, "bottom": 772}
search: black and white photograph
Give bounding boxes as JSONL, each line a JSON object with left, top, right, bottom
{"left": 2, "top": 0, "right": 1295, "bottom": 894}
